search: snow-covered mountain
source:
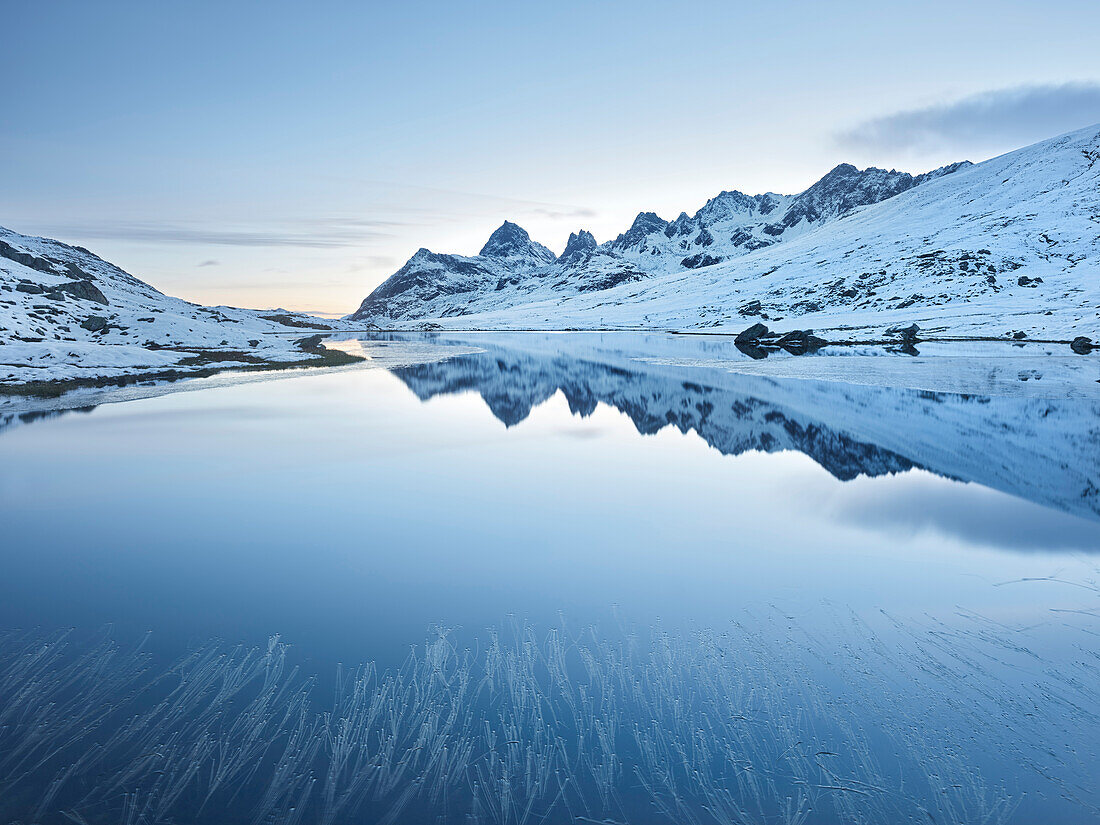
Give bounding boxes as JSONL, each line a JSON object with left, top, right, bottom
{"left": 349, "top": 161, "right": 968, "bottom": 322}
{"left": 0, "top": 226, "right": 352, "bottom": 386}
{"left": 349, "top": 125, "right": 1100, "bottom": 340}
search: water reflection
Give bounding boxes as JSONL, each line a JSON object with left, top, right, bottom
{"left": 0, "top": 405, "right": 96, "bottom": 435}
{"left": 379, "top": 332, "right": 1100, "bottom": 523}
{"left": 1, "top": 332, "right": 1099, "bottom": 823}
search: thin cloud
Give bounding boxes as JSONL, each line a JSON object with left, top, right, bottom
{"left": 837, "top": 82, "right": 1100, "bottom": 154}
{"left": 197, "top": 259, "right": 219, "bottom": 267}
{"left": 527, "top": 206, "right": 598, "bottom": 221}
{"left": 51, "top": 220, "right": 397, "bottom": 248}
{"left": 342, "top": 178, "right": 598, "bottom": 222}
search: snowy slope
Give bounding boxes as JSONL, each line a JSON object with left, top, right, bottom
{"left": 349, "top": 126, "right": 1100, "bottom": 340}
{"left": 0, "top": 226, "right": 344, "bottom": 386}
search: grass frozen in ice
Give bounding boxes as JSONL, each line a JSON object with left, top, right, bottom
{"left": 0, "top": 596, "right": 1097, "bottom": 824}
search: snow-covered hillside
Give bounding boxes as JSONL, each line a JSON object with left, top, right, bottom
{"left": 0, "top": 227, "right": 351, "bottom": 387}
{"left": 349, "top": 125, "right": 1100, "bottom": 340}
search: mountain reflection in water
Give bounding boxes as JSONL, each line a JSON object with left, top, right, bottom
{"left": 379, "top": 332, "right": 1100, "bottom": 523}
{"left": 1, "top": 332, "right": 1099, "bottom": 824}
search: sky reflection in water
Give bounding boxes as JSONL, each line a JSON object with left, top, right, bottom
{"left": 0, "top": 333, "right": 1097, "bottom": 824}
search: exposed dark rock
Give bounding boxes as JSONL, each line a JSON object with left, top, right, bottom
{"left": 260, "top": 313, "right": 331, "bottom": 330}
{"left": 886, "top": 323, "right": 920, "bottom": 342}
{"left": 295, "top": 334, "right": 327, "bottom": 351}
{"left": 80, "top": 315, "right": 108, "bottom": 332}
{"left": 58, "top": 280, "right": 108, "bottom": 305}
{"left": 1017, "top": 275, "right": 1043, "bottom": 287}
{"left": 738, "top": 300, "right": 763, "bottom": 316}
{"left": 0, "top": 240, "right": 59, "bottom": 275}
{"left": 15, "top": 282, "right": 44, "bottom": 294}
{"left": 681, "top": 253, "right": 722, "bottom": 270}
{"left": 1071, "top": 336, "right": 1094, "bottom": 354}
{"left": 735, "top": 323, "right": 770, "bottom": 344}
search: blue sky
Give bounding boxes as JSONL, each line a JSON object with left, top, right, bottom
{"left": 3, "top": 1, "right": 1099, "bottom": 314}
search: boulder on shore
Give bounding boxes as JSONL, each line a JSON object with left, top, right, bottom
{"left": 886, "top": 323, "right": 920, "bottom": 342}
{"left": 1070, "top": 336, "right": 1093, "bottom": 354}
{"left": 735, "top": 323, "right": 769, "bottom": 344}
{"left": 295, "top": 334, "right": 327, "bottom": 351}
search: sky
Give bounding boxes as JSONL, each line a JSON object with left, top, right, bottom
{"left": 2, "top": 1, "right": 1100, "bottom": 315}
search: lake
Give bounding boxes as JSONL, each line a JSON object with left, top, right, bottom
{"left": 1, "top": 332, "right": 1098, "bottom": 824}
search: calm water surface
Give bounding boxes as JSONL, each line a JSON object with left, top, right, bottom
{"left": 1, "top": 333, "right": 1097, "bottom": 824}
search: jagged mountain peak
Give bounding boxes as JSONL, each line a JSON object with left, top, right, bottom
{"left": 693, "top": 190, "right": 781, "bottom": 225}
{"left": 822, "top": 162, "right": 860, "bottom": 177}
{"left": 348, "top": 124, "right": 1096, "bottom": 331}
{"left": 563, "top": 230, "right": 598, "bottom": 257}
{"left": 773, "top": 161, "right": 934, "bottom": 229}
{"left": 479, "top": 221, "right": 556, "bottom": 264}
{"left": 612, "top": 212, "right": 669, "bottom": 250}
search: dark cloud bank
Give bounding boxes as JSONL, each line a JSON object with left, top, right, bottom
{"left": 839, "top": 82, "right": 1100, "bottom": 154}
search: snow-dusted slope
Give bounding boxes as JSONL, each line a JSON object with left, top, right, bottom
{"left": 349, "top": 126, "right": 1100, "bottom": 339}
{"left": 0, "top": 226, "right": 346, "bottom": 386}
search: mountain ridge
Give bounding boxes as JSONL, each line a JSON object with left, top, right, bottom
{"left": 349, "top": 158, "right": 974, "bottom": 322}
{"left": 348, "top": 124, "right": 1100, "bottom": 340}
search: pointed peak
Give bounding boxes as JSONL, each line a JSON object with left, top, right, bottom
{"left": 479, "top": 221, "right": 555, "bottom": 264}
{"left": 400, "top": 247, "right": 437, "bottom": 267}
{"left": 666, "top": 212, "right": 695, "bottom": 237}
{"left": 825, "top": 163, "right": 860, "bottom": 177}
{"left": 611, "top": 212, "right": 669, "bottom": 250}
{"left": 561, "top": 229, "right": 598, "bottom": 260}
{"left": 564, "top": 229, "right": 597, "bottom": 252}
{"left": 480, "top": 221, "right": 529, "bottom": 253}
{"left": 693, "top": 190, "right": 762, "bottom": 224}
{"left": 629, "top": 211, "right": 667, "bottom": 232}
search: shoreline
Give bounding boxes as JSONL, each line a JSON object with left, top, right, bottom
{"left": 1, "top": 328, "right": 1093, "bottom": 399}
